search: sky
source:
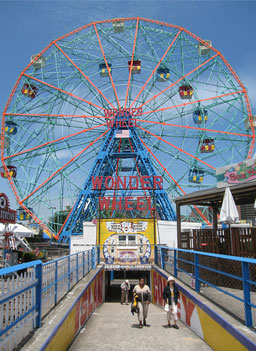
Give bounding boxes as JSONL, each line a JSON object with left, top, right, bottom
{"left": 0, "top": 0, "right": 255, "bottom": 209}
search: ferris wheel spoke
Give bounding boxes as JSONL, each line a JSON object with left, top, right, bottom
{"left": 124, "top": 18, "right": 139, "bottom": 108}
{"left": 135, "top": 53, "right": 219, "bottom": 110}
{"left": 20, "top": 128, "right": 110, "bottom": 204}
{"left": 93, "top": 23, "right": 120, "bottom": 109}
{"left": 139, "top": 137, "right": 210, "bottom": 223}
{"left": 138, "top": 125, "right": 216, "bottom": 170}
{"left": 136, "top": 118, "right": 252, "bottom": 138}
{"left": 141, "top": 90, "right": 244, "bottom": 117}
{"left": 4, "top": 123, "right": 106, "bottom": 161}
{"left": 130, "top": 29, "right": 182, "bottom": 109}
{"left": 53, "top": 42, "right": 115, "bottom": 110}
{"left": 22, "top": 73, "right": 104, "bottom": 112}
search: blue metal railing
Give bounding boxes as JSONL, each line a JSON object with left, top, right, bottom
{"left": 0, "top": 247, "right": 99, "bottom": 350}
{"left": 156, "top": 246, "right": 256, "bottom": 327}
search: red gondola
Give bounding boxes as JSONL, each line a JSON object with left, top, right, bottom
{"left": 0, "top": 165, "right": 17, "bottom": 178}
{"left": 179, "top": 85, "right": 193, "bottom": 100}
{"left": 22, "top": 83, "right": 38, "bottom": 99}
{"left": 128, "top": 60, "right": 141, "bottom": 74}
{"left": 200, "top": 138, "right": 215, "bottom": 153}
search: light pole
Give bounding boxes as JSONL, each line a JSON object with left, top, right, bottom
{"left": 50, "top": 207, "right": 56, "bottom": 245}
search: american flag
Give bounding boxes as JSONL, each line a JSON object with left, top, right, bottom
{"left": 115, "top": 130, "right": 130, "bottom": 138}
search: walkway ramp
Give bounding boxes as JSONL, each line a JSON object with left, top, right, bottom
{"left": 69, "top": 302, "right": 212, "bottom": 351}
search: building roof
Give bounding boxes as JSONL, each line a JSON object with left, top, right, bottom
{"left": 174, "top": 181, "right": 256, "bottom": 207}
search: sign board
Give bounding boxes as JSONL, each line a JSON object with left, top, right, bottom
{"left": 97, "top": 218, "right": 156, "bottom": 266}
{"left": 0, "top": 193, "right": 16, "bottom": 223}
{"left": 216, "top": 158, "right": 256, "bottom": 188}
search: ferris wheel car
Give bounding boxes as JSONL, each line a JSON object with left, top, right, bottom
{"left": 0, "top": 165, "right": 17, "bottom": 179}
{"left": 128, "top": 60, "right": 141, "bottom": 74}
{"left": 193, "top": 109, "right": 208, "bottom": 124}
{"left": 99, "top": 63, "right": 112, "bottom": 77}
{"left": 17, "top": 207, "right": 33, "bottom": 221}
{"left": 157, "top": 67, "right": 170, "bottom": 82}
{"left": 197, "top": 40, "right": 212, "bottom": 56}
{"left": 21, "top": 83, "right": 38, "bottom": 98}
{"left": 189, "top": 168, "right": 204, "bottom": 184}
{"left": 31, "top": 54, "right": 46, "bottom": 69}
{"left": 5, "top": 121, "right": 17, "bottom": 135}
{"left": 200, "top": 138, "right": 215, "bottom": 153}
{"left": 112, "top": 20, "right": 124, "bottom": 33}
{"left": 179, "top": 85, "right": 193, "bottom": 99}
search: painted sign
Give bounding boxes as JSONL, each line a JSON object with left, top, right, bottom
{"left": 44, "top": 269, "right": 104, "bottom": 351}
{"left": 216, "top": 158, "right": 256, "bottom": 188}
{"left": 151, "top": 267, "right": 251, "bottom": 351}
{"left": 104, "top": 107, "right": 142, "bottom": 118}
{"left": 0, "top": 193, "right": 16, "bottom": 224}
{"left": 92, "top": 176, "right": 162, "bottom": 212}
{"left": 98, "top": 218, "right": 155, "bottom": 266}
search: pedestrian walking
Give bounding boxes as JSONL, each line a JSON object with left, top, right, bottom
{"left": 163, "top": 276, "right": 179, "bottom": 329}
{"left": 121, "top": 279, "right": 130, "bottom": 305}
{"left": 133, "top": 277, "right": 151, "bottom": 328}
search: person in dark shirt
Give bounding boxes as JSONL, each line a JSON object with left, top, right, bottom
{"left": 163, "top": 276, "right": 179, "bottom": 329}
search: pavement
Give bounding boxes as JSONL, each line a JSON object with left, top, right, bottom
{"left": 69, "top": 302, "right": 212, "bottom": 351}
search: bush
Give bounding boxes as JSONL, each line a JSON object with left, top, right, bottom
{"left": 22, "top": 251, "right": 37, "bottom": 262}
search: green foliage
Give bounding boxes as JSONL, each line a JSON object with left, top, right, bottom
{"left": 22, "top": 251, "right": 37, "bottom": 262}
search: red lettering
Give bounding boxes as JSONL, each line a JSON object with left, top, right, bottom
{"left": 153, "top": 271, "right": 158, "bottom": 303}
{"left": 99, "top": 197, "right": 110, "bottom": 210}
{"left": 153, "top": 176, "right": 163, "bottom": 189}
{"left": 137, "top": 107, "right": 142, "bottom": 116}
{"left": 129, "top": 176, "right": 138, "bottom": 189}
{"left": 134, "top": 118, "right": 137, "bottom": 127}
{"left": 137, "top": 196, "right": 146, "bottom": 210}
{"left": 128, "top": 119, "right": 134, "bottom": 128}
{"left": 122, "top": 119, "right": 127, "bottom": 127}
{"left": 104, "top": 110, "right": 112, "bottom": 118}
{"left": 229, "top": 173, "right": 237, "bottom": 181}
{"left": 112, "top": 197, "right": 122, "bottom": 211}
{"left": 125, "top": 196, "right": 133, "bottom": 211}
{"left": 181, "top": 295, "right": 195, "bottom": 327}
{"left": 80, "top": 291, "right": 88, "bottom": 326}
{"left": 146, "top": 197, "right": 155, "bottom": 211}
{"left": 106, "top": 119, "right": 114, "bottom": 127}
{"left": 92, "top": 176, "right": 103, "bottom": 190}
{"left": 141, "top": 176, "right": 151, "bottom": 189}
{"left": 116, "top": 176, "right": 126, "bottom": 190}
{"left": 131, "top": 108, "right": 137, "bottom": 116}
{"left": 105, "top": 176, "right": 114, "bottom": 190}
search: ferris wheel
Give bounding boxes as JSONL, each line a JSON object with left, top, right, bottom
{"left": 1, "top": 17, "right": 254, "bottom": 239}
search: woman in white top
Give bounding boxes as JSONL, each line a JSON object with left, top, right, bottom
{"left": 133, "top": 277, "right": 151, "bottom": 328}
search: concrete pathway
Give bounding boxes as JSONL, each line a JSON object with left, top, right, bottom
{"left": 69, "top": 302, "right": 212, "bottom": 351}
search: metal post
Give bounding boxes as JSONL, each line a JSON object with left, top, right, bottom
{"left": 68, "top": 255, "right": 71, "bottom": 291}
{"left": 97, "top": 245, "right": 100, "bottom": 264}
{"left": 155, "top": 245, "right": 158, "bottom": 265}
{"left": 160, "top": 247, "right": 165, "bottom": 270}
{"left": 76, "top": 253, "right": 79, "bottom": 283}
{"left": 83, "top": 251, "right": 85, "bottom": 277}
{"left": 242, "top": 261, "right": 252, "bottom": 327}
{"left": 87, "top": 250, "right": 90, "bottom": 272}
{"left": 174, "top": 250, "right": 177, "bottom": 278}
{"left": 35, "top": 262, "right": 42, "bottom": 328}
{"left": 55, "top": 260, "right": 58, "bottom": 305}
{"left": 92, "top": 247, "right": 95, "bottom": 269}
{"left": 194, "top": 253, "right": 200, "bottom": 292}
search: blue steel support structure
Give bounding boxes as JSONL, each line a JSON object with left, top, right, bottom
{"left": 59, "top": 114, "right": 176, "bottom": 242}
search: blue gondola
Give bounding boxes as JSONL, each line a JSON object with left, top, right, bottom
{"left": 157, "top": 67, "right": 170, "bottom": 82}
{"left": 193, "top": 109, "right": 208, "bottom": 124}
{"left": 5, "top": 121, "right": 17, "bottom": 135}
{"left": 189, "top": 168, "right": 204, "bottom": 184}
{"left": 99, "top": 63, "right": 112, "bottom": 77}
{"left": 17, "top": 207, "right": 33, "bottom": 221}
